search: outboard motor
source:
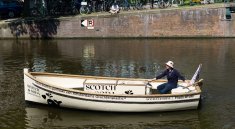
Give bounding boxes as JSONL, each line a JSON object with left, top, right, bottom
{"left": 145, "top": 82, "right": 152, "bottom": 95}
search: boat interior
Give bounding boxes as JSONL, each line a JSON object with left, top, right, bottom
{"left": 29, "top": 72, "right": 202, "bottom": 95}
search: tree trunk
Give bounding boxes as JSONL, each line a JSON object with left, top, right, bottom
{"left": 23, "top": 0, "right": 30, "bottom": 17}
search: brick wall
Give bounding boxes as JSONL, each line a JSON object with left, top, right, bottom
{"left": 0, "top": 6, "right": 235, "bottom": 39}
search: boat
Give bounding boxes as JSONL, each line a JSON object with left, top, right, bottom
{"left": 23, "top": 66, "right": 203, "bottom": 112}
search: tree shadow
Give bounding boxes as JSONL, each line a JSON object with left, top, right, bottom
{"left": 7, "top": 17, "right": 60, "bottom": 39}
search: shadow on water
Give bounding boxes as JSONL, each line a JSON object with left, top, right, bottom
{"left": 5, "top": 17, "right": 60, "bottom": 39}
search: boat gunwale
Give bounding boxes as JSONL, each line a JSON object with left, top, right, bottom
{"left": 31, "top": 72, "right": 168, "bottom": 82}
{"left": 25, "top": 72, "right": 202, "bottom": 97}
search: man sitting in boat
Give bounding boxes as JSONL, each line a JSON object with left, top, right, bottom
{"left": 155, "top": 61, "right": 186, "bottom": 94}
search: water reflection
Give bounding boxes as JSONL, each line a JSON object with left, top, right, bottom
{"left": 25, "top": 105, "right": 200, "bottom": 129}
{"left": 0, "top": 39, "right": 235, "bottom": 128}
{"left": 83, "top": 44, "right": 95, "bottom": 58}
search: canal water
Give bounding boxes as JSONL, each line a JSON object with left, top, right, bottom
{"left": 0, "top": 39, "right": 234, "bottom": 129}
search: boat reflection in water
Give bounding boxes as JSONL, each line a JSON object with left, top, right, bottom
{"left": 25, "top": 105, "right": 201, "bottom": 128}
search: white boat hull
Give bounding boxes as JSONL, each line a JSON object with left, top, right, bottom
{"left": 24, "top": 69, "right": 201, "bottom": 112}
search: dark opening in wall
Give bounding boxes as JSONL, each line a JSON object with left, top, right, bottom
{"left": 225, "top": 7, "right": 232, "bottom": 20}
{"left": 230, "top": 7, "right": 235, "bottom": 13}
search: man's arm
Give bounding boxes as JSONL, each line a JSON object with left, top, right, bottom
{"left": 177, "top": 70, "right": 185, "bottom": 81}
{"left": 156, "top": 70, "right": 167, "bottom": 79}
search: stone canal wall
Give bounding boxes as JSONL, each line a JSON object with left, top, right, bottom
{"left": 0, "top": 4, "right": 235, "bottom": 38}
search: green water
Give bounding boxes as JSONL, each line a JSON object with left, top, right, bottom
{"left": 0, "top": 39, "right": 234, "bottom": 129}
